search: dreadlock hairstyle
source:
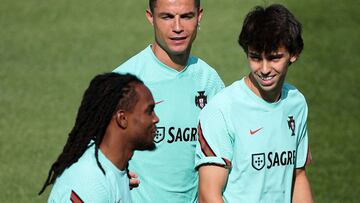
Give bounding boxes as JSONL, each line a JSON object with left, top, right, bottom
{"left": 38, "top": 72, "right": 143, "bottom": 195}
{"left": 238, "top": 4, "right": 303, "bottom": 56}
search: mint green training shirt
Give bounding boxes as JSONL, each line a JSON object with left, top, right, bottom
{"left": 48, "top": 143, "right": 131, "bottom": 203}
{"left": 195, "top": 78, "right": 311, "bottom": 203}
{"left": 113, "top": 45, "right": 224, "bottom": 203}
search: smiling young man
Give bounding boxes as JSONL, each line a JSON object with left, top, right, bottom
{"left": 38, "top": 73, "right": 159, "bottom": 202}
{"left": 195, "top": 4, "right": 314, "bottom": 203}
{"left": 113, "top": 0, "right": 224, "bottom": 202}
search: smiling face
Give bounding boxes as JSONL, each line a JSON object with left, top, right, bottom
{"left": 127, "top": 83, "right": 159, "bottom": 150}
{"left": 246, "top": 46, "right": 298, "bottom": 102}
{"left": 146, "top": 0, "right": 202, "bottom": 57}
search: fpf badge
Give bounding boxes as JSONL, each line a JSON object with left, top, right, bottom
{"left": 195, "top": 91, "right": 207, "bottom": 109}
{"left": 287, "top": 116, "right": 295, "bottom": 136}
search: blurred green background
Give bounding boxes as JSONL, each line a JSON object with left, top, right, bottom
{"left": 1, "top": 0, "right": 359, "bottom": 202}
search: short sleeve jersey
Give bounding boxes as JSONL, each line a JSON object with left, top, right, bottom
{"left": 113, "top": 45, "right": 224, "bottom": 203}
{"left": 48, "top": 144, "right": 131, "bottom": 203}
{"left": 195, "top": 78, "right": 311, "bottom": 203}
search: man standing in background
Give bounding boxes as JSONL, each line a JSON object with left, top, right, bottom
{"left": 113, "top": 0, "right": 224, "bottom": 202}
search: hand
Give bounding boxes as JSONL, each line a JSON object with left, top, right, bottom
{"left": 128, "top": 171, "right": 140, "bottom": 189}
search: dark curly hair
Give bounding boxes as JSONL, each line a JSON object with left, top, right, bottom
{"left": 238, "top": 4, "right": 303, "bottom": 56}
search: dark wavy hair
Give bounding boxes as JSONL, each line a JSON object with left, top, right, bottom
{"left": 238, "top": 4, "right": 303, "bottom": 56}
{"left": 38, "top": 72, "right": 143, "bottom": 195}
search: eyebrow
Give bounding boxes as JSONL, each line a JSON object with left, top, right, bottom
{"left": 248, "top": 51, "right": 260, "bottom": 56}
{"left": 158, "top": 11, "right": 196, "bottom": 17}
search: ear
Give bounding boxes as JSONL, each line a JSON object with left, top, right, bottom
{"left": 197, "top": 7, "right": 203, "bottom": 23}
{"left": 146, "top": 8, "right": 154, "bottom": 25}
{"left": 116, "top": 110, "right": 128, "bottom": 129}
{"left": 290, "top": 54, "right": 298, "bottom": 63}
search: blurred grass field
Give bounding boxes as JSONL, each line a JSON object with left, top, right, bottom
{"left": 1, "top": 0, "right": 359, "bottom": 202}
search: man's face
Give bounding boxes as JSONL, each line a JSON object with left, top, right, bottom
{"left": 247, "top": 46, "right": 298, "bottom": 99}
{"left": 146, "top": 0, "right": 202, "bottom": 56}
{"left": 127, "top": 84, "right": 159, "bottom": 150}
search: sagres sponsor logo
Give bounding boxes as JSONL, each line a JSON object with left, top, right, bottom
{"left": 287, "top": 116, "right": 295, "bottom": 136}
{"left": 154, "top": 127, "right": 165, "bottom": 143}
{"left": 252, "top": 153, "right": 265, "bottom": 170}
{"left": 153, "top": 126, "right": 198, "bottom": 143}
{"left": 251, "top": 151, "right": 296, "bottom": 170}
{"left": 195, "top": 91, "right": 207, "bottom": 109}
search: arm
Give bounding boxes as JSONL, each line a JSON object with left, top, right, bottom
{"left": 198, "top": 165, "right": 228, "bottom": 203}
{"left": 292, "top": 168, "right": 314, "bottom": 203}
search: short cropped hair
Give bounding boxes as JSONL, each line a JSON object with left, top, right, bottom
{"left": 238, "top": 4, "right": 303, "bottom": 56}
{"left": 149, "top": 0, "right": 201, "bottom": 13}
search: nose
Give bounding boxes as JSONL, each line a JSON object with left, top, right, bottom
{"left": 260, "top": 59, "right": 271, "bottom": 75}
{"left": 153, "top": 112, "right": 159, "bottom": 124}
{"left": 173, "top": 16, "right": 183, "bottom": 33}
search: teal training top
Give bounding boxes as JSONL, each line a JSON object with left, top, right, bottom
{"left": 195, "top": 78, "right": 311, "bottom": 203}
{"left": 48, "top": 144, "right": 131, "bottom": 203}
{"left": 113, "top": 45, "right": 224, "bottom": 203}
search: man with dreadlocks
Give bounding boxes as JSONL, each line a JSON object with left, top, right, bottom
{"left": 38, "top": 72, "right": 159, "bottom": 202}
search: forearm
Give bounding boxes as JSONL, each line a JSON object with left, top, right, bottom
{"left": 199, "top": 193, "right": 224, "bottom": 203}
{"left": 198, "top": 165, "right": 228, "bottom": 203}
{"left": 292, "top": 169, "right": 314, "bottom": 203}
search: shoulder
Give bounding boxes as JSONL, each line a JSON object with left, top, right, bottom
{"left": 201, "top": 81, "right": 240, "bottom": 116}
{"left": 283, "top": 83, "right": 307, "bottom": 104}
{"left": 113, "top": 46, "right": 151, "bottom": 76}
{"left": 187, "top": 56, "right": 224, "bottom": 88}
{"left": 188, "top": 56, "right": 220, "bottom": 76}
{"left": 50, "top": 171, "right": 109, "bottom": 202}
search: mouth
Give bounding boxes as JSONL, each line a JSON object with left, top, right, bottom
{"left": 257, "top": 74, "right": 275, "bottom": 86}
{"left": 170, "top": 36, "right": 187, "bottom": 44}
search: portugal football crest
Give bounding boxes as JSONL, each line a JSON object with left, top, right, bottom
{"left": 154, "top": 127, "right": 165, "bottom": 143}
{"left": 195, "top": 91, "right": 207, "bottom": 109}
{"left": 288, "top": 116, "right": 295, "bottom": 136}
{"left": 252, "top": 153, "right": 265, "bottom": 170}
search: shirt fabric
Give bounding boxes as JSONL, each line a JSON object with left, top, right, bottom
{"left": 113, "top": 45, "right": 224, "bottom": 203}
{"left": 48, "top": 143, "right": 131, "bottom": 203}
{"left": 195, "top": 78, "right": 311, "bottom": 203}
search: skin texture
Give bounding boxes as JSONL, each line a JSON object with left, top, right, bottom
{"left": 245, "top": 46, "right": 298, "bottom": 103}
{"left": 145, "top": 0, "right": 203, "bottom": 71}
{"left": 126, "top": 84, "right": 159, "bottom": 151}
{"left": 198, "top": 166, "right": 227, "bottom": 203}
{"left": 100, "top": 83, "right": 159, "bottom": 171}
{"left": 292, "top": 168, "right": 314, "bottom": 203}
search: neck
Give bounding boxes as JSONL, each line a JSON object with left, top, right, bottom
{"left": 100, "top": 130, "right": 133, "bottom": 171}
{"left": 151, "top": 43, "right": 190, "bottom": 72}
{"left": 245, "top": 75, "right": 282, "bottom": 103}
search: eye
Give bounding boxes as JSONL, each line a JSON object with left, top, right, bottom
{"left": 147, "top": 105, "right": 155, "bottom": 115}
{"left": 249, "top": 55, "right": 261, "bottom": 61}
{"left": 160, "top": 14, "right": 174, "bottom": 20}
{"left": 181, "top": 14, "right": 195, "bottom": 20}
{"left": 268, "top": 54, "right": 283, "bottom": 62}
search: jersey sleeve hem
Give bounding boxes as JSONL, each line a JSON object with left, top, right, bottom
{"left": 195, "top": 156, "right": 232, "bottom": 170}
